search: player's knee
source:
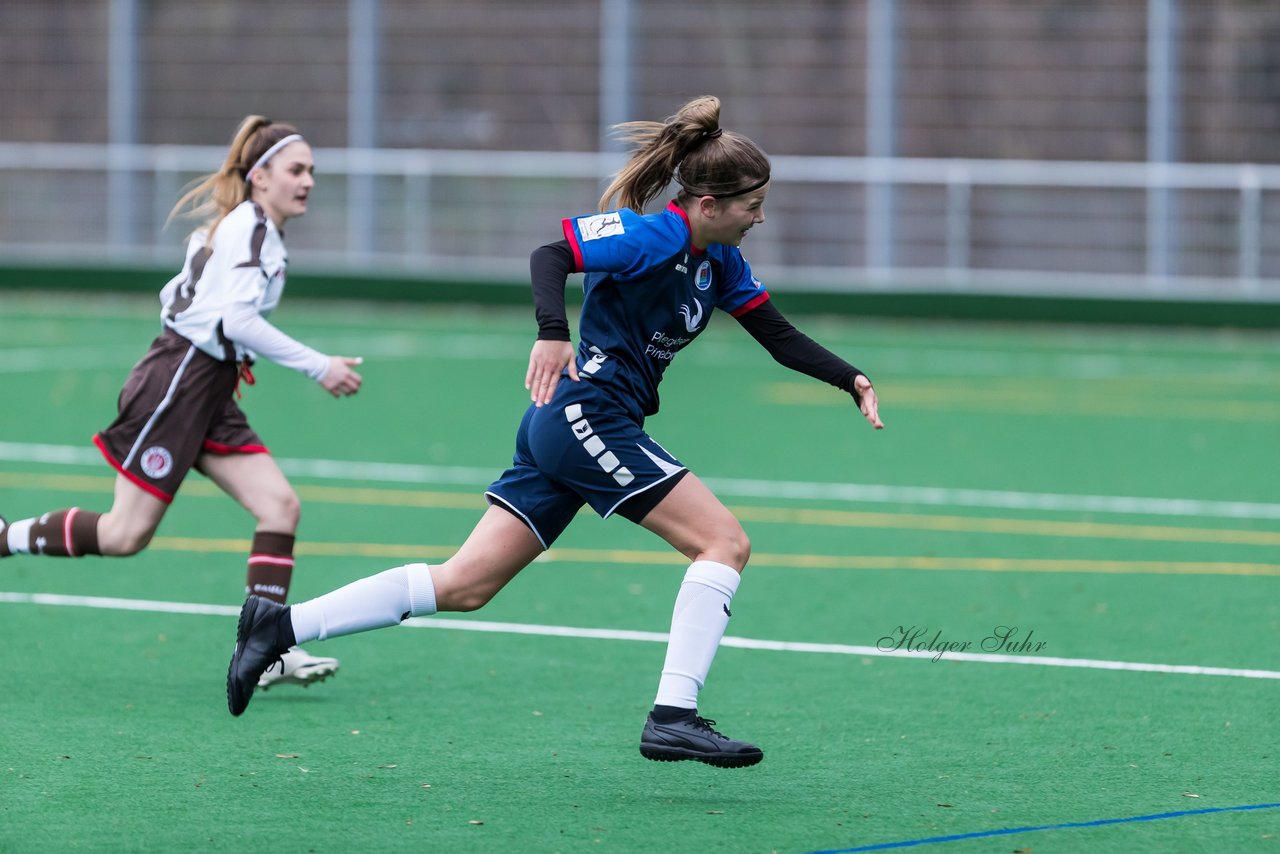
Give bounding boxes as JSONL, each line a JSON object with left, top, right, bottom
{"left": 279, "top": 490, "right": 301, "bottom": 528}
{"left": 726, "top": 527, "right": 752, "bottom": 569}
{"left": 429, "top": 563, "right": 496, "bottom": 612}
{"left": 701, "top": 525, "right": 750, "bottom": 571}
{"left": 440, "top": 579, "right": 498, "bottom": 612}
{"left": 258, "top": 488, "right": 301, "bottom": 531}
{"left": 450, "top": 588, "right": 495, "bottom": 612}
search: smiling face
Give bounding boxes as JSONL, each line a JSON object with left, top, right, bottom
{"left": 690, "top": 183, "right": 770, "bottom": 248}
{"left": 249, "top": 141, "right": 315, "bottom": 228}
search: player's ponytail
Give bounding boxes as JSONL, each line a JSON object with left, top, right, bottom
{"left": 599, "top": 95, "right": 770, "bottom": 213}
{"left": 166, "top": 115, "right": 302, "bottom": 245}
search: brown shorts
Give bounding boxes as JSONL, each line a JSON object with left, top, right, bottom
{"left": 94, "top": 328, "right": 268, "bottom": 503}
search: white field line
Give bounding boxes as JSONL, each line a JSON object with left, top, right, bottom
{"left": 2, "top": 591, "right": 1277, "bottom": 681}
{"left": 2, "top": 440, "right": 1278, "bottom": 520}
{"left": 0, "top": 591, "right": 237, "bottom": 616}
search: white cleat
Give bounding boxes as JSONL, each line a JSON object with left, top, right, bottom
{"left": 257, "top": 646, "right": 340, "bottom": 690}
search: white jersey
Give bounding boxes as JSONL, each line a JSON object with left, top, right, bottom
{"left": 159, "top": 201, "right": 329, "bottom": 380}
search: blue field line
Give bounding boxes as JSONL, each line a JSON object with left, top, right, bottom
{"left": 807, "top": 802, "right": 1280, "bottom": 853}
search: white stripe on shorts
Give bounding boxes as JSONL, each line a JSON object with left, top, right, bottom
{"left": 122, "top": 344, "right": 198, "bottom": 470}
{"left": 484, "top": 490, "right": 549, "bottom": 550}
{"left": 602, "top": 465, "right": 688, "bottom": 519}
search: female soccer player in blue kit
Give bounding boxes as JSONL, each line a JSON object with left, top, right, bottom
{"left": 227, "top": 96, "right": 883, "bottom": 768}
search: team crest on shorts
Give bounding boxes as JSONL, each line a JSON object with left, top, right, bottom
{"left": 695, "top": 260, "right": 712, "bottom": 290}
{"left": 140, "top": 446, "right": 174, "bottom": 479}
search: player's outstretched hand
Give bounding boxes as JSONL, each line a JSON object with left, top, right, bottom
{"left": 854, "top": 374, "right": 883, "bottom": 429}
{"left": 526, "top": 339, "right": 579, "bottom": 407}
{"left": 320, "top": 356, "right": 363, "bottom": 398}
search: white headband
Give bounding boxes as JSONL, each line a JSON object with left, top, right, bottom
{"left": 246, "top": 133, "right": 304, "bottom": 181}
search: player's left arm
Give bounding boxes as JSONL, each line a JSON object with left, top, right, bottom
{"left": 734, "top": 299, "right": 883, "bottom": 430}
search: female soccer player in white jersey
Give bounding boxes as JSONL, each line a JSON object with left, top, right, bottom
{"left": 1, "top": 115, "right": 363, "bottom": 692}
{"left": 227, "top": 97, "right": 883, "bottom": 767}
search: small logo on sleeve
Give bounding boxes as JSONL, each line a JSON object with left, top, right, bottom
{"left": 580, "top": 213, "right": 625, "bottom": 241}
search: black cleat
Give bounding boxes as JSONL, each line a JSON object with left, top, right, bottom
{"left": 640, "top": 712, "right": 764, "bottom": 768}
{"left": 227, "top": 595, "right": 291, "bottom": 717}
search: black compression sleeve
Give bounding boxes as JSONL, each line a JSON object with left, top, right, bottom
{"left": 735, "top": 299, "right": 868, "bottom": 402}
{"left": 530, "top": 240, "right": 574, "bottom": 341}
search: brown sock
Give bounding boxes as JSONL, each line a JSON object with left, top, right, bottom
{"left": 6, "top": 508, "right": 102, "bottom": 557}
{"left": 245, "top": 531, "right": 296, "bottom": 605}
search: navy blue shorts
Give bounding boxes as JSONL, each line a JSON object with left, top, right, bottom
{"left": 485, "top": 384, "right": 688, "bottom": 548}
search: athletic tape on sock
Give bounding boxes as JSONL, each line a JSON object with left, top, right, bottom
{"left": 405, "top": 563, "right": 438, "bottom": 617}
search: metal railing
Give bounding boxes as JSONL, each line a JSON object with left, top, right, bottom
{"left": 1, "top": 143, "right": 1278, "bottom": 302}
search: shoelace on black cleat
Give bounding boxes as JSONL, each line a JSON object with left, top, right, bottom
{"left": 692, "top": 717, "right": 728, "bottom": 740}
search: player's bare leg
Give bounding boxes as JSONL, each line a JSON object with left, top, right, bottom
{"left": 1, "top": 474, "right": 164, "bottom": 559}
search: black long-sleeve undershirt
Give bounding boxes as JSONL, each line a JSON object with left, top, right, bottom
{"left": 528, "top": 239, "right": 868, "bottom": 402}
{"left": 531, "top": 240, "right": 575, "bottom": 342}
{"left": 734, "top": 298, "right": 866, "bottom": 403}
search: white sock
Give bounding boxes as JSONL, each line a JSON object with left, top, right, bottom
{"left": 654, "top": 560, "right": 742, "bottom": 709}
{"left": 289, "top": 563, "right": 437, "bottom": 644}
{"left": 6, "top": 519, "right": 34, "bottom": 554}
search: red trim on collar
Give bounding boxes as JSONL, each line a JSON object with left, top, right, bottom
{"left": 665, "top": 201, "right": 706, "bottom": 255}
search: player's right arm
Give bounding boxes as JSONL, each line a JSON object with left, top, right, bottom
{"left": 526, "top": 239, "right": 579, "bottom": 406}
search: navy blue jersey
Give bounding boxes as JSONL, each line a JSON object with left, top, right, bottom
{"left": 562, "top": 201, "right": 770, "bottom": 422}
